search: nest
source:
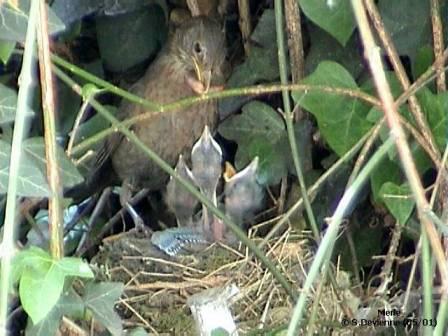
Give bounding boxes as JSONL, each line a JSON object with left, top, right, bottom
{"left": 90, "top": 224, "right": 352, "bottom": 335}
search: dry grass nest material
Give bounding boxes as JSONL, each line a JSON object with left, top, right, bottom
{"left": 91, "top": 225, "right": 346, "bottom": 335}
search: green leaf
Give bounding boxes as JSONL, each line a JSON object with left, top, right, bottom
{"left": 299, "top": 0, "right": 356, "bottom": 46}
{"left": 219, "top": 101, "right": 288, "bottom": 185}
{"left": 379, "top": 182, "right": 415, "bottom": 225}
{"left": 378, "top": 0, "right": 431, "bottom": 61}
{"left": 219, "top": 101, "right": 285, "bottom": 144}
{"left": 413, "top": 45, "right": 435, "bottom": 80}
{"left": 57, "top": 258, "right": 94, "bottom": 278}
{"left": 85, "top": 282, "right": 124, "bottom": 336}
{"left": 227, "top": 9, "right": 279, "bottom": 86}
{"left": 211, "top": 328, "right": 230, "bottom": 336}
{"left": 23, "top": 137, "right": 84, "bottom": 189}
{"left": 370, "top": 158, "right": 402, "bottom": 203}
{"left": 0, "top": 39, "right": 15, "bottom": 64}
{"left": 96, "top": 5, "right": 167, "bottom": 72}
{"left": 305, "top": 24, "right": 363, "bottom": 78}
{"left": 0, "top": 139, "right": 50, "bottom": 197}
{"left": 19, "top": 252, "right": 65, "bottom": 324}
{"left": 292, "top": 61, "right": 372, "bottom": 156}
{"left": 0, "top": 84, "right": 17, "bottom": 124}
{"left": 16, "top": 248, "right": 89, "bottom": 325}
{"left": 26, "top": 289, "right": 84, "bottom": 336}
{"left": 417, "top": 89, "right": 448, "bottom": 151}
{"left": 0, "top": 0, "right": 65, "bottom": 42}
{"left": 251, "top": 9, "right": 276, "bottom": 48}
{"left": 126, "top": 327, "right": 150, "bottom": 336}
{"left": 219, "top": 10, "right": 280, "bottom": 118}
{"left": 336, "top": 221, "right": 383, "bottom": 268}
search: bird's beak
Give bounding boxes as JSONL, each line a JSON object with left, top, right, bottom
{"left": 191, "top": 57, "right": 211, "bottom": 94}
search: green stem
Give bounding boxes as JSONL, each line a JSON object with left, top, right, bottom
{"left": 0, "top": 0, "right": 38, "bottom": 331}
{"left": 287, "top": 137, "right": 394, "bottom": 335}
{"left": 274, "top": 0, "right": 318, "bottom": 238}
{"left": 53, "top": 66, "right": 298, "bottom": 301}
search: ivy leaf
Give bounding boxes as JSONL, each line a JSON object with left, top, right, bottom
{"left": 0, "top": 84, "right": 17, "bottom": 124}
{"left": 378, "top": 0, "right": 431, "bottom": 61}
{"left": 292, "top": 61, "right": 372, "bottom": 156}
{"left": 19, "top": 252, "right": 65, "bottom": 324}
{"left": 57, "top": 258, "right": 94, "bottom": 278}
{"left": 15, "top": 247, "right": 92, "bottom": 324}
{"left": 417, "top": 89, "right": 448, "bottom": 151}
{"left": 25, "top": 289, "right": 84, "bottom": 336}
{"left": 299, "top": 0, "right": 356, "bottom": 46}
{"left": 305, "top": 25, "right": 363, "bottom": 78}
{"left": 0, "top": 139, "right": 50, "bottom": 197}
{"left": 219, "top": 101, "right": 287, "bottom": 185}
{"left": 96, "top": 5, "right": 167, "bottom": 72}
{"left": 0, "top": 39, "right": 15, "bottom": 64}
{"left": 370, "top": 158, "right": 402, "bottom": 203}
{"left": 219, "top": 10, "right": 280, "bottom": 119}
{"left": 211, "top": 328, "right": 230, "bottom": 336}
{"left": 0, "top": 0, "right": 65, "bottom": 42}
{"left": 23, "top": 137, "right": 84, "bottom": 189}
{"left": 380, "top": 182, "right": 415, "bottom": 225}
{"left": 84, "top": 282, "right": 124, "bottom": 336}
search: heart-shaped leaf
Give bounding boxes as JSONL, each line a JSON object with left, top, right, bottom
{"left": 0, "top": 84, "right": 17, "bottom": 124}
{"left": 23, "top": 137, "right": 84, "bottom": 189}
{"left": 378, "top": 0, "right": 431, "bottom": 61}
{"left": 219, "top": 101, "right": 287, "bottom": 185}
{"left": 299, "top": 0, "right": 356, "bottom": 46}
{"left": 0, "top": 0, "right": 65, "bottom": 42}
{"left": 96, "top": 5, "right": 167, "bottom": 72}
{"left": 292, "top": 61, "right": 373, "bottom": 156}
{"left": 0, "top": 139, "right": 50, "bottom": 197}
{"left": 84, "top": 282, "right": 124, "bottom": 336}
{"left": 380, "top": 182, "right": 415, "bottom": 225}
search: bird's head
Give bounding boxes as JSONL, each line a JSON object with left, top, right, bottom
{"left": 171, "top": 16, "right": 228, "bottom": 94}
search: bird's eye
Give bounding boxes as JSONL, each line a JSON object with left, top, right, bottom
{"left": 193, "top": 41, "right": 203, "bottom": 54}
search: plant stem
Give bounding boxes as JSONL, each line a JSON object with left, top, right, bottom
{"left": 274, "top": 0, "right": 318, "bottom": 238}
{"left": 287, "top": 137, "right": 394, "bottom": 335}
{"left": 352, "top": 0, "right": 448, "bottom": 294}
{"left": 37, "top": 0, "right": 63, "bottom": 258}
{"left": 0, "top": 0, "right": 38, "bottom": 332}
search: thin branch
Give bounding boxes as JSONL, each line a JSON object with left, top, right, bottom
{"left": 274, "top": 0, "right": 318, "bottom": 238}
{"left": 353, "top": 0, "right": 448, "bottom": 295}
{"left": 365, "top": 0, "right": 440, "bottom": 164}
{"left": 68, "top": 82, "right": 380, "bottom": 157}
{"left": 37, "top": 0, "right": 64, "bottom": 258}
{"left": 430, "top": 0, "right": 446, "bottom": 92}
{"left": 238, "top": 0, "right": 252, "bottom": 55}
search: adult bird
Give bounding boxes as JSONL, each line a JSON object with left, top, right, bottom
{"left": 71, "top": 16, "right": 228, "bottom": 237}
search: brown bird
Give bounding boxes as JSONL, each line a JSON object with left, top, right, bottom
{"left": 70, "top": 16, "right": 228, "bottom": 235}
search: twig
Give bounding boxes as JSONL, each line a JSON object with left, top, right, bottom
{"left": 275, "top": 0, "right": 318, "bottom": 238}
{"left": 259, "top": 125, "right": 376, "bottom": 249}
{"left": 37, "top": 0, "right": 64, "bottom": 258}
{"left": 430, "top": 0, "right": 446, "bottom": 92}
{"left": 238, "top": 0, "right": 252, "bottom": 55}
{"left": 395, "top": 48, "right": 448, "bottom": 107}
{"left": 353, "top": 0, "right": 448, "bottom": 299}
{"left": 76, "top": 188, "right": 150, "bottom": 256}
{"left": 287, "top": 136, "right": 395, "bottom": 334}
{"left": 365, "top": 0, "right": 440, "bottom": 164}
{"left": 284, "top": 0, "right": 304, "bottom": 85}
